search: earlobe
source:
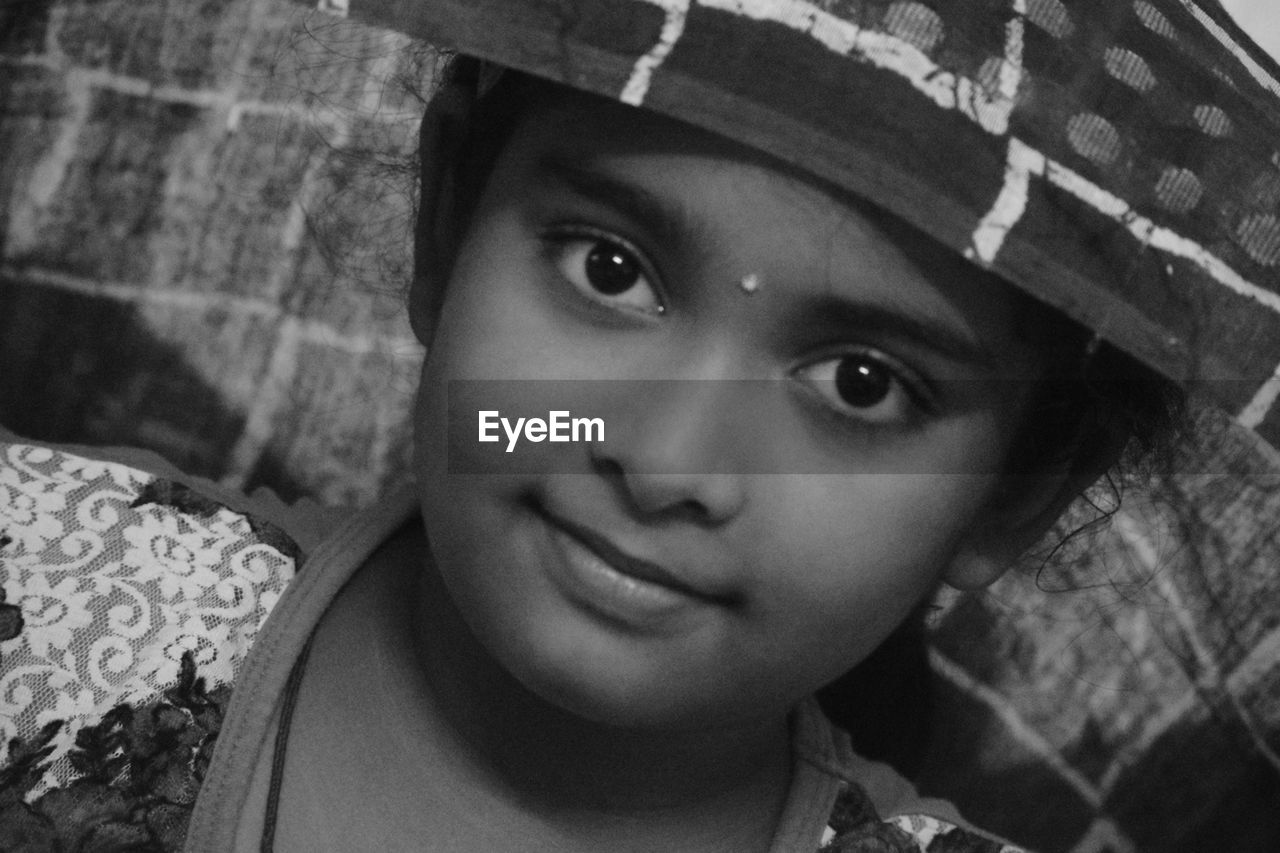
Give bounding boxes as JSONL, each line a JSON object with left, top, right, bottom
{"left": 943, "top": 546, "right": 1011, "bottom": 591}
{"left": 410, "top": 75, "right": 480, "bottom": 345}
{"left": 944, "top": 424, "right": 1127, "bottom": 591}
{"left": 943, "top": 466, "right": 1076, "bottom": 591}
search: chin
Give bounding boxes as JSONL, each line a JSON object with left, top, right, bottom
{"left": 486, "top": 590, "right": 714, "bottom": 729}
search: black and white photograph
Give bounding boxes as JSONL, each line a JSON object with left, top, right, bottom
{"left": 1, "top": 1, "right": 1279, "bottom": 850}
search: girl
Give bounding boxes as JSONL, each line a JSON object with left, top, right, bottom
{"left": 1, "top": 0, "right": 1276, "bottom": 850}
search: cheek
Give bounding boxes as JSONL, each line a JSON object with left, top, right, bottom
{"left": 413, "top": 218, "right": 568, "bottom": 479}
{"left": 742, "top": 472, "right": 993, "bottom": 672}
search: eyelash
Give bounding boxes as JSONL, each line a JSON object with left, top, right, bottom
{"left": 540, "top": 225, "right": 666, "bottom": 318}
{"left": 538, "top": 222, "right": 933, "bottom": 430}
{"left": 791, "top": 348, "right": 934, "bottom": 429}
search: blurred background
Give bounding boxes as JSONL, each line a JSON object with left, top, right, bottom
{"left": 0, "top": 1, "right": 1277, "bottom": 850}
{"left": 1220, "top": 0, "right": 1279, "bottom": 59}
{"left": 0, "top": 0, "right": 427, "bottom": 504}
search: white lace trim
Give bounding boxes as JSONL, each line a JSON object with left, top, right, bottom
{"left": 0, "top": 441, "right": 296, "bottom": 795}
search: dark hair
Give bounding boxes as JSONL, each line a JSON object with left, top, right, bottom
{"left": 427, "top": 55, "right": 1189, "bottom": 777}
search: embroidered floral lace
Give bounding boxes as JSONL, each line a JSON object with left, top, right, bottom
{"left": 0, "top": 440, "right": 297, "bottom": 848}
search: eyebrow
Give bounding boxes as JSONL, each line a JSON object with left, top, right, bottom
{"left": 533, "top": 153, "right": 714, "bottom": 263}
{"left": 536, "top": 153, "right": 1001, "bottom": 370}
{"left": 801, "top": 295, "right": 1001, "bottom": 370}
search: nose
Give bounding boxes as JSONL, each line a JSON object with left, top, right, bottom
{"left": 590, "top": 379, "right": 749, "bottom": 525}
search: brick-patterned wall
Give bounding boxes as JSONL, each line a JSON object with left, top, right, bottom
{"left": 0, "top": 0, "right": 426, "bottom": 504}
{"left": 2, "top": 2, "right": 1278, "bottom": 852}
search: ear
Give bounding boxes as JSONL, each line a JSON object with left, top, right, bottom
{"left": 943, "top": 473, "right": 1078, "bottom": 590}
{"left": 944, "top": 424, "right": 1129, "bottom": 591}
{"left": 410, "top": 76, "right": 479, "bottom": 346}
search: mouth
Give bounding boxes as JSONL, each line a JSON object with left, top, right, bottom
{"left": 530, "top": 500, "right": 723, "bottom": 627}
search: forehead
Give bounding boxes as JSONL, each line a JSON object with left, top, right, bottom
{"left": 502, "top": 84, "right": 832, "bottom": 201}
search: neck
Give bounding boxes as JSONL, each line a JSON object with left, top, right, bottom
{"left": 388, "top": 524, "right": 793, "bottom": 838}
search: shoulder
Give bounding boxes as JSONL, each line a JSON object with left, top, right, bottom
{"left": 0, "top": 430, "right": 322, "bottom": 849}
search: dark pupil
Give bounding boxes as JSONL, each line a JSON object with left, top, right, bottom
{"left": 585, "top": 242, "right": 640, "bottom": 295}
{"left": 835, "top": 357, "right": 891, "bottom": 408}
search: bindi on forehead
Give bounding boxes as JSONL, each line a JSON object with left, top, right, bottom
{"left": 500, "top": 98, "right": 1034, "bottom": 376}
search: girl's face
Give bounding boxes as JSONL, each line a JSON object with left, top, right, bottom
{"left": 415, "top": 89, "right": 1041, "bottom": 731}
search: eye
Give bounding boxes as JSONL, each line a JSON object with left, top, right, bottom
{"left": 792, "top": 350, "right": 928, "bottom": 427}
{"left": 544, "top": 229, "right": 665, "bottom": 316}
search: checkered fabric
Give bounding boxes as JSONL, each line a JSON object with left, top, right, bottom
{"left": 311, "top": 0, "right": 1280, "bottom": 453}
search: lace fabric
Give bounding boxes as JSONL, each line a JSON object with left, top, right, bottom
{"left": 0, "top": 440, "right": 299, "bottom": 799}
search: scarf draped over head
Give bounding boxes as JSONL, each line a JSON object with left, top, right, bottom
{"left": 309, "top": 0, "right": 1280, "bottom": 457}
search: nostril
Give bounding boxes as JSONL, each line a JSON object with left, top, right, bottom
{"left": 585, "top": 400, "right": 747, "bottom": 524}
{"left": 592, "top": 447, "right": 706, "bottom": 519}
{"left": 590, "top": 453, "right": 625, "bottom": 480}
{"left": 667, "top": 496, "right": 716, "bottom": 525}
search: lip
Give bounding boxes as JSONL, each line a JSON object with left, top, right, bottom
{"left": 533, "top": 504, "right": 721, "bottom": 628}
